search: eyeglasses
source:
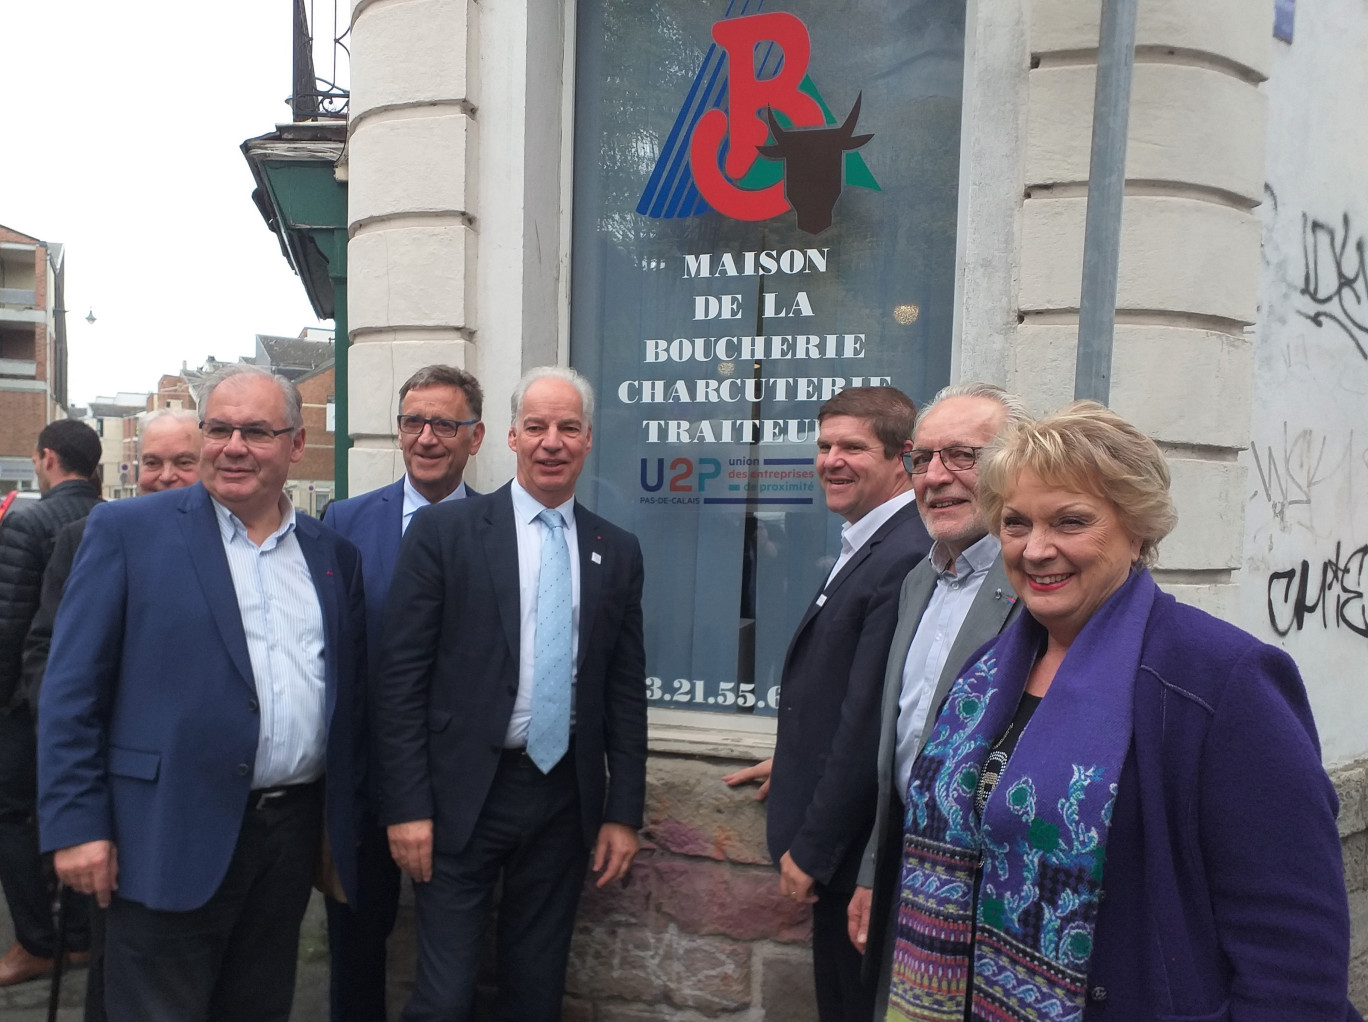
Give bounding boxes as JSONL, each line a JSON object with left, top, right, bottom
{"left": 901, "top": 445, "right": 984, "bottom": 475}
{"left": 397, "top": 414, "right": 478, "bottom": 439}
{"left": 200, "top": 420, "right": 294, "bottom": 445}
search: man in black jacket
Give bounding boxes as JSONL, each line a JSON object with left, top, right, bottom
{"left": 0, "top": 417, "right": 101, "bottom": 985}
{"left": 725, "top": 387, "right": 932, "bottom": 1022}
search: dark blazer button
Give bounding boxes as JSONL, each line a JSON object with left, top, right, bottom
{"left": 507, "top": 685, "right": 518, "bottom": 696}
{"left": 236, "top": 763, "right": 250, "bottom": 777}
{"left": 1089, "top": 986, "right": 1107, "bottom": 1002}
{"left": 247, "top": 699, "right": 259, "bottom": 712}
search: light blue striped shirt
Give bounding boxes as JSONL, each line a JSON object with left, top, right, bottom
{"left": 894, "top": 532, "right": 1001, "bottom": 799}
{"left": 212, "top": 497, "right": 327, "bottom": 789}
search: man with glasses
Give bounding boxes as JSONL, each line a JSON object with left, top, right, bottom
{"left": 725, "top": 385, "right": 932, "bottom": 1022}
{"left": 320, "top": 364, "right": 484, "bottom": 1022}
{"left": 845, "top": 382, "right": 1028, "bottom": 1012}
{"left": 37, "top": 364, "right": 366, "bottom": 1022}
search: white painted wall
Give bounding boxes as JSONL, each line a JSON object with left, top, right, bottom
{"left": 1243, "top": 0, "right": 1368, "bottom": 767}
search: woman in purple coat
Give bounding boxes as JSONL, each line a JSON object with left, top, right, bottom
{"left": 884, "top": 402, "right": 1362, "bottom": 1022}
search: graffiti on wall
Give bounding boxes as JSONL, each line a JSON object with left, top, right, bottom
{"left": 1267, "top": 541, "right": 1368, "bottom": 639}
{"left": 1248, "top": 424, "right": 1364, "bottom": 529}
{"left": 1297, "top": 212, "right": 1368, "bottom": 360}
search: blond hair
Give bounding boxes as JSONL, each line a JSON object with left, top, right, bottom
{"left": 978, "top": 401, "right": 1177, "bottom": 565}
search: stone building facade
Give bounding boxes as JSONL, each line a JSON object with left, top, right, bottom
{"left": 263, "top": 0, "right": 1368, "bottom": 1014}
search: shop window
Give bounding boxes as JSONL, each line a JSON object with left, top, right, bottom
{"left": 570, "top": 0, "right": 965, "bottom": 723}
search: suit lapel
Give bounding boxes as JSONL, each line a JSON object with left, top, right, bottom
{"left": 794, "top": 502, "right": 914, "bottom": 635}
{"left": 922, "top": 554, "right": 1019, "bottom": 740}
{"left": 483, "top": 487, "right": 522, "bottom": 664}
{"left": 296, "top": 517, "right": 340, "bottom": 723}
{"left": 177, "top": 485, "right": 255, "bottom": 690}
{"left": 574, "top": 505, "right": 604, "bottom": 670}
{"left": 376, "top": 479, "right": 405, "bottom": 583}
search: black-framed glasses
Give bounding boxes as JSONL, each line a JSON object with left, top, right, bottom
{"left": 200, "top": 420, "right": 294, "bottom": 446}
{"left": 397, "top": 414, "right": 478, "bottom": 439}
{"left": 902, "top": 445, "right": 984, "bottom": 475}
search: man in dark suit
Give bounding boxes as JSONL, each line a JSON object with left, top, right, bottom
{"left": 321, "top": 364, "right": 484, "bottom": 1022}
{"left": 375, "top": 365, "right": 646, "bottom": 1022}
{"left": 845, "top": 383, "right": 1027, "bottom": 1011}
{"left": 727, "top": 386, "right": 932, "bottom": 1021}
{"left": 0, "top": 418, "right": 101, "bottom": 986}
{"left": 36, "top": 364, "right": 366, "bottom": 1022}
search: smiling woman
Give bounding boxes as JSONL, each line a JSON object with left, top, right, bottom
{"left": 881, "top": 401, "right": 1363, "bottom": 1022}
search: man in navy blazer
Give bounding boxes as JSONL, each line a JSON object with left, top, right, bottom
{"left": 37, "top": 365, "right": 366, "bottom": 1022}
{"left": 375, "top": 366, "right": 646, "bottom": 1022}
{"left": 321, "top": 363, "right": 484, "bottom": 1022}
{"left": 727, "top": 386, "right": 932, "bottom": 1022}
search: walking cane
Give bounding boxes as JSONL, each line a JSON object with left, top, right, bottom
{"left": 46, "top": 881, "right": 68, "bottom": 1022}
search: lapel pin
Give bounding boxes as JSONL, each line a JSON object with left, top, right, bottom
{"left": 591, "top": 551, "right": 602, "bottom": 565}
{"left": 994, "top": 587, "right": 1001, "bottom": 599}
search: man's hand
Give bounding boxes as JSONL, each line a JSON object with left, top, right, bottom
{"left": 847, "top": 885, "right": 872, "bottom": 953}
{"left": 722, "top": 757, "right": 772, "bottom": 800}
{"left": 387, "top": 819, "right": 434, "bottom": 883}
{"left": 592, "top": 822, "right": 639, "bottom": 888}
{"left": 778, "top": 851, "right": 817, "bottom": 904}
{"left": 54, "top": 841, "right": 118, "bottom": 908}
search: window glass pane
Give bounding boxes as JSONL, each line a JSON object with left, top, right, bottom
{"left": 570, "top": 0, "right": 965, "bottom": 716}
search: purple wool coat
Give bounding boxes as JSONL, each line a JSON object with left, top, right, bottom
{"left": 1074, "top": 588, "right": 1362, "bottom": 1021}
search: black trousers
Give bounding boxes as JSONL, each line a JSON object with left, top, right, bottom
{"left": 0, "top": 707, "right": 89, "bottom": 957}
{"left": 103, "top": 782, "right": 321, "bottom": 1022}
{"left": 325, "top": 820, "right": 401, "bottom": 1022}
{"left": 401, "top": 750, "right": 589, "bottom": 1022}
{"left": 812, "top": 882, "right": 877, "bottom": 1022}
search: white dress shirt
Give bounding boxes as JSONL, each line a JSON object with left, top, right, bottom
{"left": 401, "top": 475, "right": 468, "bottom": 534}
{"left": 893, "top": 532, "right": 1001, "bottom": 799}
{"left": 505, "top": 480, "right": 581, "bottom": 748}
{"left": 823, "top": 488, "right": 918, "bottom": 589}
{"left": 213, "top": 496, "right": 327, "bottom": 789}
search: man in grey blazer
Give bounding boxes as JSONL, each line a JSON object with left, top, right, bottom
{"left": 846, "top": 383, "right": 1029, "bottom": 987}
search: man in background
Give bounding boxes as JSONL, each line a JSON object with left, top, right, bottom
{"left": 322, "top": 365, "right": 484, "bottom": 1022}
{"left": 0, "top": 418, "right": 101, "bottom": 985}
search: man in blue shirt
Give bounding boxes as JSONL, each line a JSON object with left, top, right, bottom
{"left": 321, "top": 364, "right": 485, "bottom": 1022}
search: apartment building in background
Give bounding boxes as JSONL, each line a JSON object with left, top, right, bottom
{"left": 0, "top": 223, "right": 69, "bottom": 493}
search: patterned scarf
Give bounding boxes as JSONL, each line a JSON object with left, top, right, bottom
{"left": 886, "top": 569, "right": 1156, "bottom": 1022}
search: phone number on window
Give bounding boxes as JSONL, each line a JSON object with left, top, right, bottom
{"left": 645, "top": 677, "right": 781, "bottom": 710}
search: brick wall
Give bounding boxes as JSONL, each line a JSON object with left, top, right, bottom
{"left": 293, "top": 367, "right": 335, "bottom": 485}
{"left": 0, "top": 390, "right": 44, "bottom": 459}
{"left": 0, "top": 229, "right": 51, "bottom": 463}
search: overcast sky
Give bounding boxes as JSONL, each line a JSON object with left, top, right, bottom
{"left": 1, "top": 1, "right": 345, "bottom": 408}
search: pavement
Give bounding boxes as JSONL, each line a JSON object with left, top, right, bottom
{"left": 0, "top": 889, "right": 416, "bottom": 1021}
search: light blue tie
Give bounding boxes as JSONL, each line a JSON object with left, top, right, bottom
{"left": 527, "top": 508, "right": 572, "bottom": 771}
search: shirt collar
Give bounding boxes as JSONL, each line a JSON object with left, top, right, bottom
{"left": 931, "top": 531, "right": 1001, "bottom": 580}
{"left": 840, "top": 488, "right": 917, "bottom": 555}
{"left": 402, "top": 474, "right": 467, "bottom": 517}
{"left": 212, "top": 493, "right": 297, "bottom": 547}
{"left": 510, "top": 478, "right": 576, "bottom": 525}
